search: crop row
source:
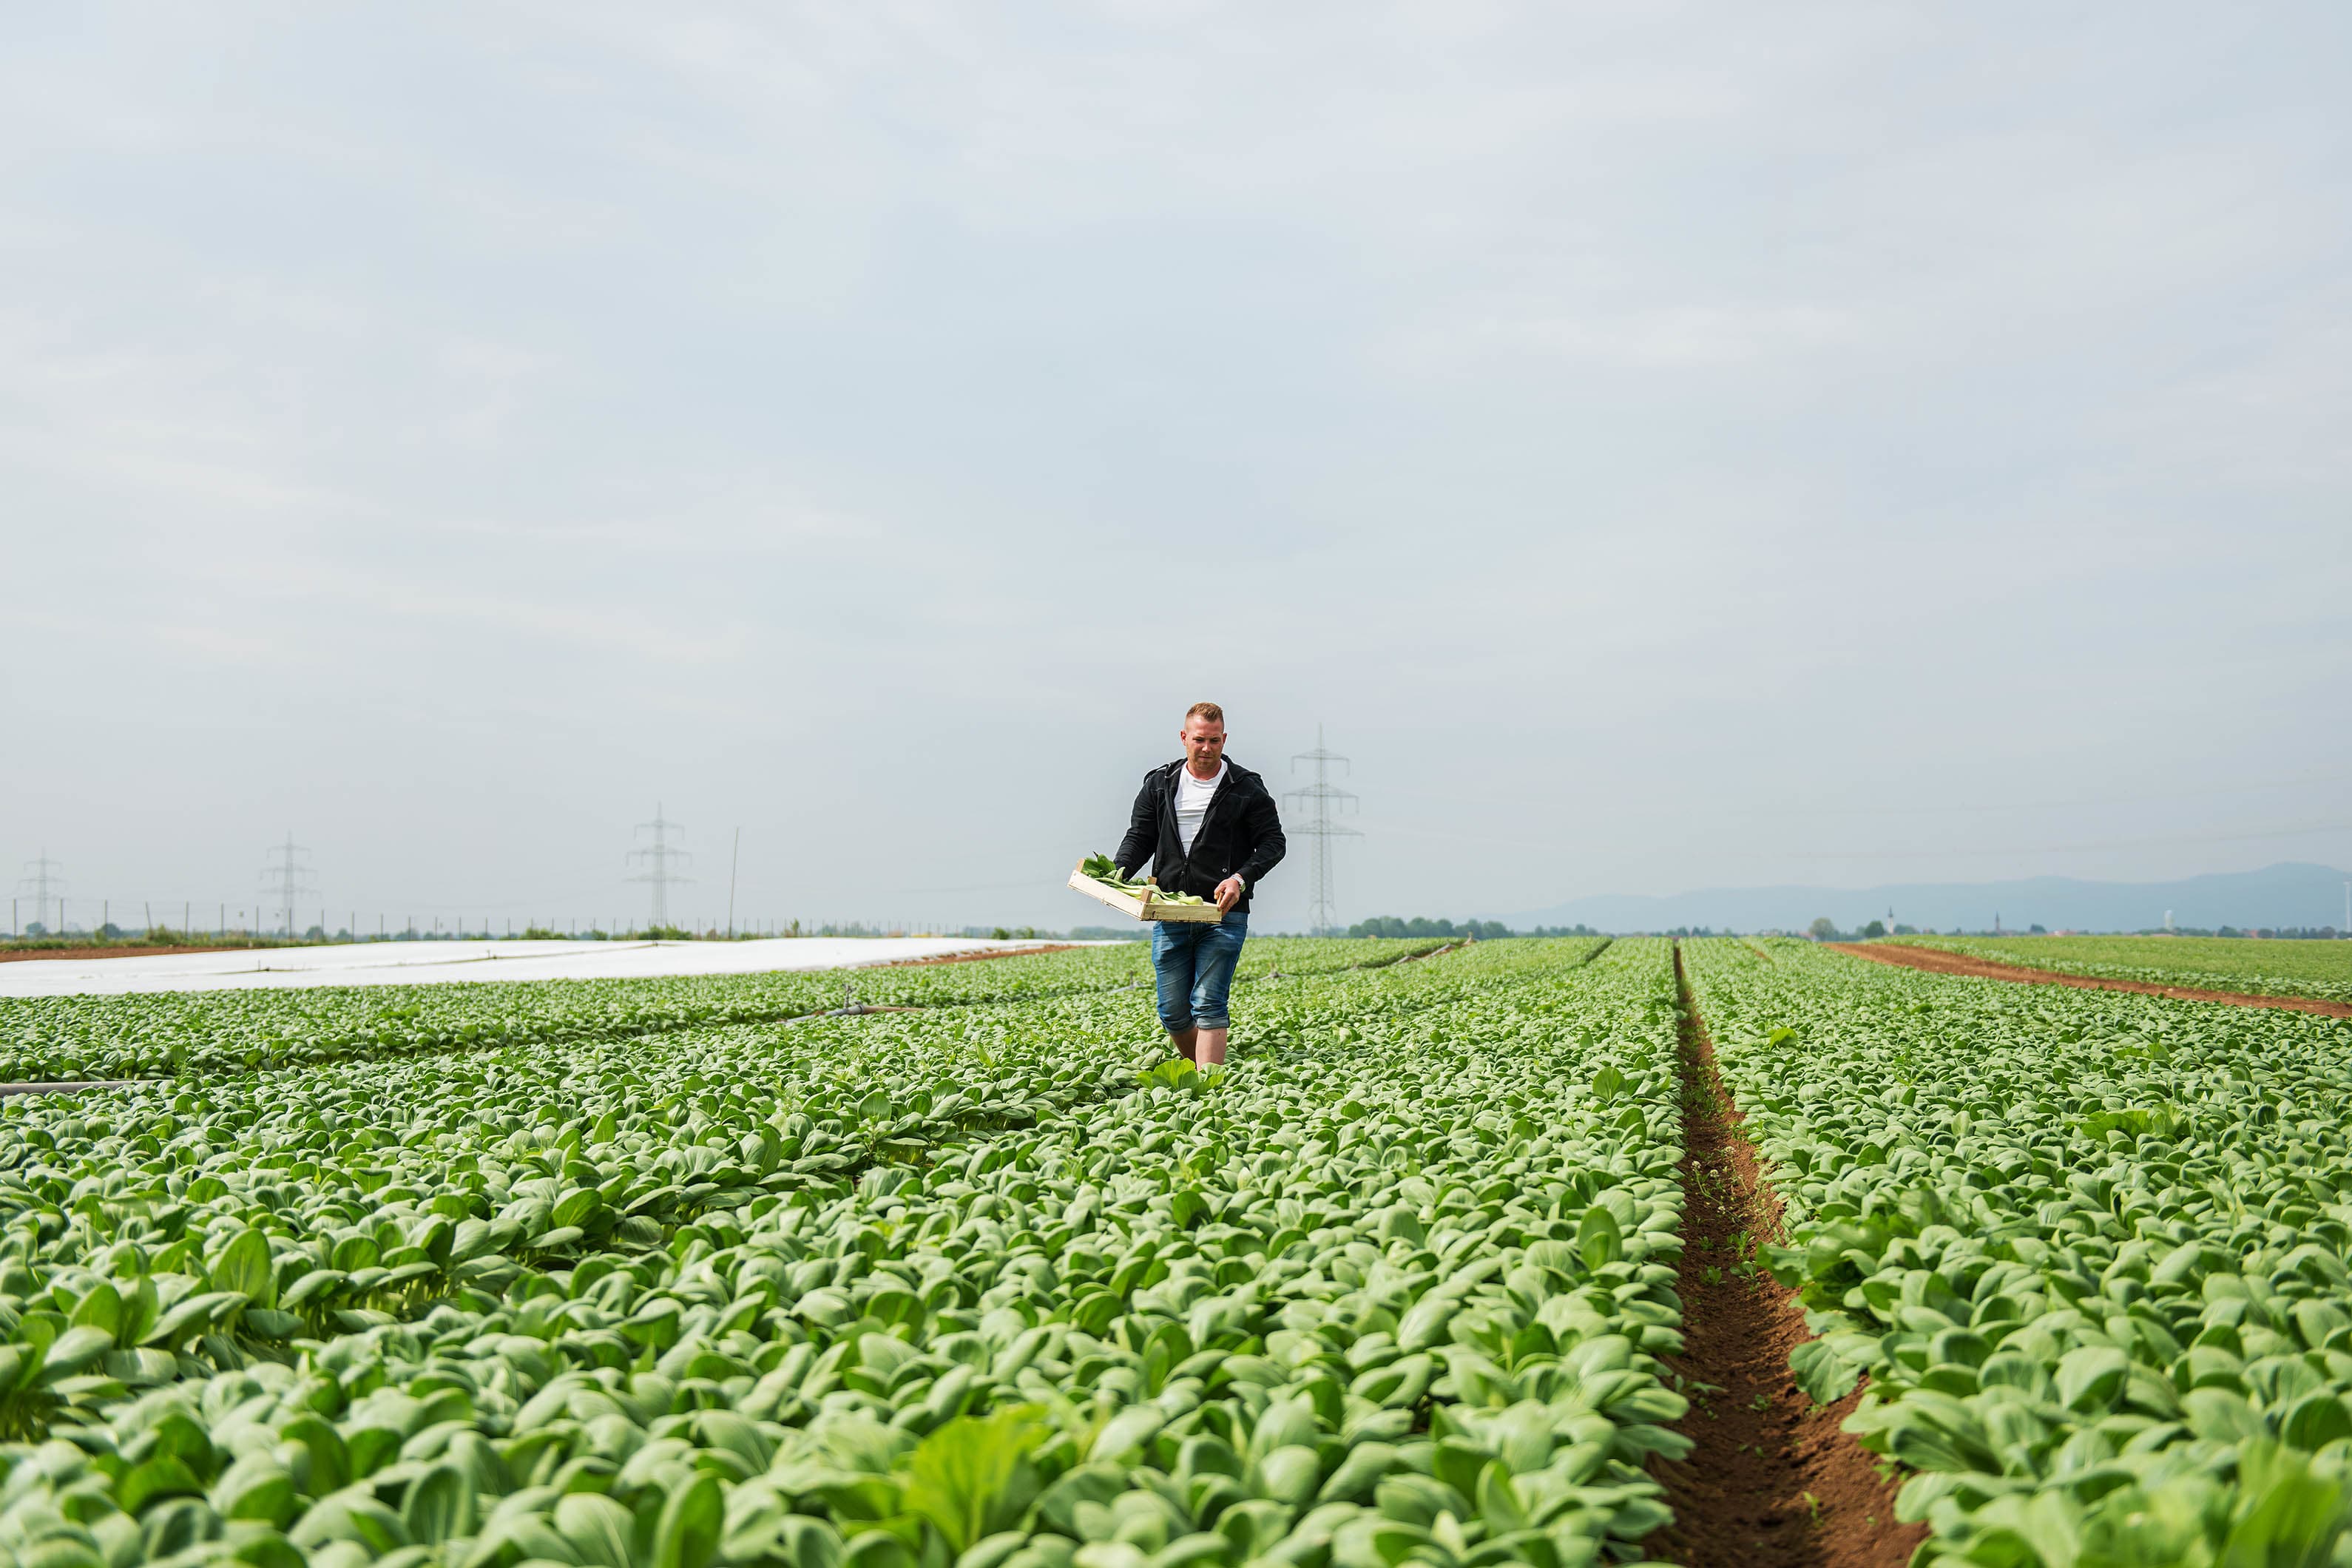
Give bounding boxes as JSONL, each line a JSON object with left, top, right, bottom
{"left": 0, "top": 939, "right": 1464, "bottom": 1086}
{"left": 0, "top": 937, "right": 1679, "bottom": 1568}
{"left": 1684, "top": 936, "right": 2352, "bottom": 1566}
{"left": 1896, "top": 934, "right": 2352, "bottom": 1007}
{"left": 0, "top": 939, "right": 1503, "bottom": 1316}
{"left": 0, "top": 991, "right": 1175, "bottom": 1326}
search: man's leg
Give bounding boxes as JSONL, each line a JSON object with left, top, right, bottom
{"left": 1151, "top": 921, "right": 1198, "bottom": 1058}
{"left": 1190, "top": 913, "right": 1247, "bottom": 1067}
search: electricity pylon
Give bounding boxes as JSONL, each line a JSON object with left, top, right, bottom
{"left": 261, "top": 834, "right": 317, "bottom": 938}
{"left": 1285, "top": 726, "right": 1361, "bottom": 936}
{"left": 16, "top": 851, "right": 66, "bottom": 934}
{"left": 628, "top": 804, "right": 693, "bottom": 932}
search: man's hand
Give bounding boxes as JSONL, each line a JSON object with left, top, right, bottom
{"left": 1214, "top": 876, "right": 1245, "bottom": 913}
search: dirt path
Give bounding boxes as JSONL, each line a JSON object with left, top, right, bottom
{"left": 0, "top": 942, "right": 284, "bottom": 965}
{"left": 1831, "top": 943, "right": 2352, "bottom": 1019}
{"left": 1647, "top": 946, "right": 1920, "bottom": 1568}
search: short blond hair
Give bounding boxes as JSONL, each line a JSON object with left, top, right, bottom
{"left": 1184, "top": 701, "right": 1225, "bottom": 726}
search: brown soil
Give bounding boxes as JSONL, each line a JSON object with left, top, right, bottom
{"left": 1831, "top": 943, "right": 2352, "bottom": 1019}
{"left": 872, "top": 944, "right": 1075, "bottom": 968}
{"left": 0, "top": 943, "right": 283, "bottom": 965}
{"left": 1647, "top": 946, "right": 1922, "bottom": 1568}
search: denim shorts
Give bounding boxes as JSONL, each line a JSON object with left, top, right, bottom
{"left": 1150, "top": 913, "right": 1248, "bottom": 1033}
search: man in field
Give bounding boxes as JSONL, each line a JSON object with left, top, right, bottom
{"left": 1115, "top": 702, "right": 1286, "bottom": 1067}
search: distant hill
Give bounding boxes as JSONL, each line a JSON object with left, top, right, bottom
{"left": 1493, "top": 862, "right": 2352, "bottom": 934}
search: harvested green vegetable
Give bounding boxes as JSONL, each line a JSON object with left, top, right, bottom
{"left": 1078, "top": 854, "right": 1208, "bottom": 905}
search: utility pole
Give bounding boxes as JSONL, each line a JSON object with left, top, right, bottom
{"left": 16, "top": 851, "right": 66, "bottom": 936}
{"left": 260, "top": 834, "right": 317, "bottom": 939}
{"left": 727, "top": 827, "right": 741, "bottom": 939}
{"left": 628, "top": 803, "right": 693, "bottom": 934}
{"left": 1284, "top": 725, "right": 1362, "bottom": 937}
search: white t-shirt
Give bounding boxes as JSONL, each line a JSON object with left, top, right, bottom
{"left": 1173, "top": 762, "right": 1226, "bottom": 855}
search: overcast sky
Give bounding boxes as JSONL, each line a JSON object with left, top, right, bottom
{"left": 4, "top": 3, "right": 2349, "bottom": 935}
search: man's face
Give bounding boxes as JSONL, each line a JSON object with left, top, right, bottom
{"left": 1181, "top": 717, "right": 1226, "bottom": 771}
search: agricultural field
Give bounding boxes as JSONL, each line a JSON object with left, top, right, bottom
{"left": 1688, "top": 936, "right": 2352, "bottom": 1564}
{"left": 11, "top": 926, "right": 2351, "bottom": 1568}
{"left": 0, "top": 935, "right": 1692, "bottom": 1568}
{"left": 1892, "top": 934, "right": 2352, "bottom": 1006}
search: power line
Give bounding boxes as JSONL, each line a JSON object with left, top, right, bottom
{"left": 627, "top": 803, "right": 693, "bottom": 930}
{"left": 1285, "top": 723, "right": 1362, "bottom": 937}
{"left": 260, "top": 833, "right": 318, "bottom": 938}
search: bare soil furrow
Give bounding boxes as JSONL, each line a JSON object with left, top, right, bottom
{"left": 1831, "top": 941, "right": 2352, "bottom": 1018}
{"left": 1646, "top": 944, "right": 1921, "bottom": 1568}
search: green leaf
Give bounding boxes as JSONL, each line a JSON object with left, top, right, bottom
{"left": 557, "top": 1492, "right": 638, "bottom": 1568}
{"left": 40, "top": 1325, "right": 115, "bottom": 1381}
{"left": 242, "top": 1309, "right": 303, "bottom": 1341}
{"left": 288, "top": 1493, "right": 407, "bottom": 1555}
{"left": 116, "top": 1277, "right": 160, "bottom": 1345}
{"left": 142, "top": 1290, "right": 245, "bottom": 1349}
{"left": 401, "top": 1462, "right": 475, "bottom": 1544}
{"left": 2055, "top": 1346, "right": 2129, "bottom": 1413}
{"left": 552, "top": 1188, "right": 604, "bottom": 1231}
{"left": 1575, "top": 1206, "right": 1623, "bottom": 1271}
{"left": 1788, "top": 1337, "right": 1862, "bottom": 1407}
{"left": 904, "top": 1405, "right": 1055, "bottom": 1554}
{"left": 282, "top": 1415, "right": 350, "bottom": 1496}
{"left": 2220, "top": 1458, "right": 2349, "bottom": 1568}
{"left": 210, "top": 1229, "right": 277, "bottom": 1306}
{"left": 955, "top": 1532, "right": 1031, "bottom": 1568}
{"left": 654, "top": 1473, "right": 724, "bottom": 1568}
{"left": 2284, "top": 1395, "right": 2352, "bottom": 1452}
{"left": 1396, "top": 1294, "right": 1457, "bottom": 1353}
{"left": 211, "top": 1455, "right": 297, "bottom": 1528}
{"left": 68, "top": 1281, "right": 122, "bottom": 1342}
{"left": 120, "top": 1455, "right": 205, "bottom": 1515}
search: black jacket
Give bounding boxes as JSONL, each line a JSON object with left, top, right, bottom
{"left": 1115, "top": 760, "right": 1286, "bottom": 913}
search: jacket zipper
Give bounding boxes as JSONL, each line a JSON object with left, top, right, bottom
{"left": 1171, "top": 762, "right": 1239, "bottom": 888}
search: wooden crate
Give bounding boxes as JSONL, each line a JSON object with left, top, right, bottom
{"left": 1067, "top": 865, "right": 1227, "bottom": 923}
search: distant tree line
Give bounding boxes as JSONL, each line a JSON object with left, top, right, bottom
{"left": 1345, "top": 916, "right": 1601, "bottom": 940}
{"left": 2143, "top": 926, "right": 2343, "bottom": 940}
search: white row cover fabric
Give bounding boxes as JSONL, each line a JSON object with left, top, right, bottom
{"left": 0, "top": 937, "right": 1069, "bottom": 998}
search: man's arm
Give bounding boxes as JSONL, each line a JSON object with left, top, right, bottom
{"left": 1233, "top": 785, "right": 1287, "bottom": 888}
{"left": 1114, "top": 773, "right": 1159, "bottom": 879}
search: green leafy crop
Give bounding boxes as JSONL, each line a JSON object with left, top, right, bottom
{"left": 1689, "top": 936, "right": 2352, "bottom": 1566}
{"left": 0, "top": 938, "right": 1690, "bottom": 1568}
